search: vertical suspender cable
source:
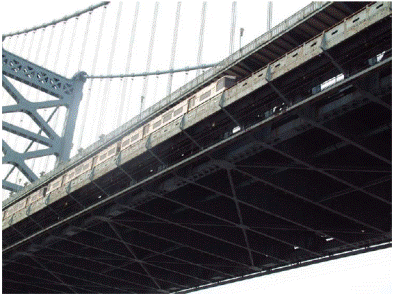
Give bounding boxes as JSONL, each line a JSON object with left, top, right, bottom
{"left": 53, "top": 22, "right": 68, "bottom": 73}
{"left": 72, "top": 11, "right": 93, "bottom": 150}
{"left": 117, "top": 2, "right": 140, "bottom": 127}
{"left": 31, "top": 25, "right": 56, "bottom": 173}
{"left": 77, "top": 5, "right": 108, "bottom": 150}
{"left": 229, "top": 2, "right": 237, "bottom": 55}
{"left": 4, "top": 32, "right": 36, "bottom": 185}
{"left": 4, "top": 34, "right": 23, "bottom": 143}
{"left": 153, "top": 74, "right": 159, "bottom": 103}
{"left": 96, "top": 2, "right": 123, "bottom": 139}
{"left": 196, "top": 2, "right": 207, "bottom": 77}
{"left": 13, "top": 29, "right": 45, "bottom": 186}
{"left": 41, "top": 21, "right": 67, "bottom": 158}
{"left": 140, "top": 2, "right": 159, "bottom": 114}
{"left": 39, "top": 23, "right": 65, "bottom": 173}
{"left": 267, "top": 2, "right": 273, "bottom": 31}
{"left": 63, "top": 18, "right": 80, "bottom": 77}
{"left": 3, "top": 34, "right": 25, "bottom": 192}
{"left": 52, "top": 17, "right": 80, "bottom": 168}
{"left": 166, "top": 2, "right": 182, "bottom": 96}
{"left": 2, "top": 35, "right": 12, "bottom": 50}
{"left": 78, "top": 12, "right": 93, "bottom": 71}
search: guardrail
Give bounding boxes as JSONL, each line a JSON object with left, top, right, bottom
{"left": 0, "top": 1, "right": 346, "bottom": 208}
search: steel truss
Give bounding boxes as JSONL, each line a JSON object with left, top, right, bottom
{"left": 3, "top": 57, "right": 391, "bottom": 292}
{"left": 2, "top": 49, "right": 86, "bottom": 192}
{"left": 3, "top": 3, "right": 391, "bottom": 292}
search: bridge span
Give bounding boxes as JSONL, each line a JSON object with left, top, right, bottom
{"left": 3, "top": 2, "right": 392, "bottom": 293}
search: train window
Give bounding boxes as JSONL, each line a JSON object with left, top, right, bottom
{"left": 200, "top": 90, "right": 211, "bottom": 101}
{"left": 174, "top": 107, "right": 183, "bottom": 117}
{"left": 162, "top": 112, "right": 173, "bottom": 123}
{"left": 216, "top": 78, "right": 225, "bottom": 92}
{"left": 188, "top": 96, "right": 196, "bottom": 109}
{"left": 143, "top": 124, "right": 150, "bottom": 136}
{"left": 122, "top": 139, "right": 130, "bottom": 147}
{"left": 108, "top": 148, "right": 116, "bottom": 156}
{"left": 75, "top": 166, "right": 83, "bottom": 174}
{"left": 18, "top": 201, "right": 25, "bottom": 210}
{"left": 153, "top": 120, "right": 161, "bottom": 129}
{"left": 131, "top": 133, "right": 139, "bottom": 142}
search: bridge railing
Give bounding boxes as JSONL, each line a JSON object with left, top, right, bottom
{"left": 112, "top": 1, "right": 328, "bottom": 139}
{"left": 2, "top": 1, "right": 330, "bottom": 208}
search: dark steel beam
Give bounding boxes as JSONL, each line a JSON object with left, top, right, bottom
{"left": 233, "top": 165, "right": 386, "bottom": 234}
{"left": 106, "top": 221, "right": 163, "bottom": 291}
{"left": 227, "top": 169, "right": 255, "bottom": 267}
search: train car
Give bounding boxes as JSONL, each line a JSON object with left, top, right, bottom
{"left": 94, "top": 142, "right": 121, "bottom": 167}
{"left": 142, "top": 100, "right": 189, "bottom": 139}
{"left": 3, "top": 76, "right": 238, "bottom": 216}
{"left": 64, "top": 158, "right": 94, "bottom": 185}
{"left": 188, "top": 75, "right": 236, "bottom": 111}
{"left": 27, "top": 187, "right": 46, "bottom": 206}
{"left": 47, "top": 175, "right": 65, "bottom": 195}
{"left": 3, "top": 198, "right": 27, "bottom": 220}
{"left": 121, "top": 128, "right": 143, "bottom": 151}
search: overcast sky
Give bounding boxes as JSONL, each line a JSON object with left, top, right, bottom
{"left": 1, "top": 1, "right": 392, "bottom": 294}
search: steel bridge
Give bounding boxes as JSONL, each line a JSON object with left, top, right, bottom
{"left": 2, "top": 2, "right": 392, "bottom": 293}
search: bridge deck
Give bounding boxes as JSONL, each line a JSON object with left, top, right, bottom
{"left": 3, "top": 1, "right": 369, "bottom": 208}
{"left": 3, "top": 2, "right": 391, "bottom": 293}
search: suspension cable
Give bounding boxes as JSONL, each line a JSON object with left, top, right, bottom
{"left": 12, "top": 29, "right": 44, "bottom": 186}
{"left": 117, "top": 1, "right": 140, "bottom": 127}
{"left": 96, "top": 2, "right": 124, "bottom": 139}
{"left": 63, "top": 18, "right": 80, "bottom": 77}
{"left": 86, "top": 63, "right": 219, "bottom": 79}
{"left": 77, "top": 5, "right": 108, "bottom": 150}
{"left": 4, "top": 32, "right": 34, "bottom": 183}
{"left": 2, "top": 2, "right": 109, "bottom": 38}
{"left": 229, "top": 2, "right": 237, "bottom": 55}
{"left": 31, "top": 25, "right": 57, "bottom": 173}
{"left": 267, "top": 2, "right": 273, "bottom": 31}
{"left": 20, "top": 27, "right": 46, "bottom": 178}
{"left": 140, "top": 2, "right": 160, "bottom": 114}
{"left": 4, "top": 34, "right": 22, "bottom": 143}
{"left": 166, "top": 2, "right": 182, "bottom": 96}
{"left": 196, "top": 2, "right": 207, "bottom": 77}
{"left": 78, "top": 12, "right": 93, "bottom": 71}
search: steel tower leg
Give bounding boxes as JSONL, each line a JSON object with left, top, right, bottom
{"left": 2, "top": 49, "right": 86, "bottom": 192}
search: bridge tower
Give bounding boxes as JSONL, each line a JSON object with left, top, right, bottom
{"left": 2, "top": 49, "right": 86, "bottom": 192}
{"left": 1, "top": 2, "right": 110, "bottom": 194}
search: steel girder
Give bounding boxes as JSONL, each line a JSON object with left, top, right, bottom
{"left": 2, "top": 49, "right": 86, "bottom": 192}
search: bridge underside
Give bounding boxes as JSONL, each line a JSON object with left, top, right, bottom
{"left": 3, "top": 3, "right": 392, "bottom": 293}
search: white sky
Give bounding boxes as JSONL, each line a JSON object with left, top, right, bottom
{"left": 1, "top": 1, "right": 392, "bottom": 294}
{"left": 1, "top": 0, "right": 312, "bottom": 196}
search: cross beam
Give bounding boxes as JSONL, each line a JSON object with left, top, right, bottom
{"left": 2, "top": 49, "right": 86, "bottom": 192}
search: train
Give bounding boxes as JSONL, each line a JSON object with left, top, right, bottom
{"left": 3, "top": 75, "right": 237, "bottom": 220}
{"left": 6, "top": 0, "right": 389, "bottom": 221}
